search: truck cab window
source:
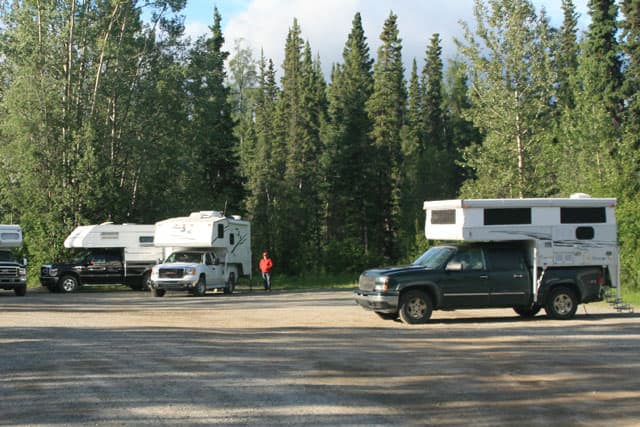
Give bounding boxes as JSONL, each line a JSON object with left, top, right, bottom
{"left": 450, "top": 248, "right": 485, "bottom": 271}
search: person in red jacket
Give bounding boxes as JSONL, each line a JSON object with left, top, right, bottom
{"left": 259, "top": 252, "right": 273, "bottom": 291}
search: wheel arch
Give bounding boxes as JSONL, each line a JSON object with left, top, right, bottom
{"left": 540, "top": 280, "right": 581, "bottom": 303}
{"left": 398, "top": 283, "right": 440, "bottom": 308}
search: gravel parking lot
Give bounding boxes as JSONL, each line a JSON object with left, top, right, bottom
{"left": 1, "top": 288, "right": 639, "bottom": 426}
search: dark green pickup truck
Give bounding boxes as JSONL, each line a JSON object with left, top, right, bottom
{"left": 354, "top": 242, "right": 610, "bottom": 324}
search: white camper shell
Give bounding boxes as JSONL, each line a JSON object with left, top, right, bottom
{"left": 0, "top": 224, "right": 23, "bottom": 248}
{"left": 423, "top": 195, "right": 620, "bottom": 301}
{"left": 64, "top": 223, "right": 163, "bottom": 263}
{"left": 154, "top": 211, "right": 251, "bottom": 276}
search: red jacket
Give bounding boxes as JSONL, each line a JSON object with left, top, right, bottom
{"left": 259, "top": 257, "right": 273, "bottom": 273}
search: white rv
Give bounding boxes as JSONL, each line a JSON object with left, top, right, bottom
{"left": 0, "top": 224, "right": 27, "bottom": 296}
{"left": 150, "top": 211, "right": 251, "bottom": 297}
{"left": 40, "top": 223, "right": 163, "bottom": 292}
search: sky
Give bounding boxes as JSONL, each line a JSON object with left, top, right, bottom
{"left": 179, "top": 0, "right": 591, "bottom": 78}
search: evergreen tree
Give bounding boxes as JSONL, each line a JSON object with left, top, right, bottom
{"left": 185, "top": 8, "right": 243, "bottom": 213}
{"left": 323, "top": 12, "right": 376, "bottom": 271}
{"left": 366, "top": 12, "right": 406, "bottom": 260}
{"left": 555, "top": 0, "right": 580, "bottom": 110}
{"left": 456, "top": 0, "right": 556, "bottom": 198}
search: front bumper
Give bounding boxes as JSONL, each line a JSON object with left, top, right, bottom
{"left": 40, "top": 276, "right": 60, "bottom": 287}
{"left": 353, "top": 290, "right": 399, "bottom": 313}
{"left": 0, "top": 276, "right": 27, "bottom": 289}
{"left": 151, "top": 279, "right": 198, "bottom": 291}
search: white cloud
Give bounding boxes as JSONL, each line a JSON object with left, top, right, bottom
{"left": 184, "top": 0, "right": 591, "bottom": 80}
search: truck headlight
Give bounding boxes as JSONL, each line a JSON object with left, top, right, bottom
{"left": 374, "top": 276, "right": 390, "bottom": 292}
{"left": 19, "top": 268, "right": 26, "bottom": 276}
{"left": 49, "top": 268, "right": 58, "bottom": 277}
{"left": 184, "top": 267, "right": 197, "bottom": 276}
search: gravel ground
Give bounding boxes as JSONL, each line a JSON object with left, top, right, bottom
{"left": 0, "top": 287, "right": 639, "bottom": 426}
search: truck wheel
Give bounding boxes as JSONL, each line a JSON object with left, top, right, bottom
{"left": 193, "top": 277, "right": 206, "bottom": 297}
{"left": 14, "top": 285, "right": 27, "bottom": 296}
{"left": 59, "top": 275, "right": 79, "bottom": 293}
{"left": 223, "top": 272, "right": 236, "bottom": 294}
{"left": 376, "top": 312, "right": 398, "bottom": 320}
{"left": 139, "top": 272, "right": 152, "bottom": 291}
{"left": 513, "top": 304, "right": 541, "bottom": 318}
{"left": 151, "top": 288, "right": 166, "bottom": 297}
{"left": 545, "top": 286, "right": 578, "bottom": 320}
{"left": 399, "top": 290, "right": 433, "bottom": 324}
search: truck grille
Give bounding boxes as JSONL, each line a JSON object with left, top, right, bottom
{"left": 159, "top": 268, "right": 184, "bottom": 279}
{"left": 0, "top": 267, "right": 18, "bottom": 277}
{"left": 358, "top": 274, "right": 376, "bottom": 291}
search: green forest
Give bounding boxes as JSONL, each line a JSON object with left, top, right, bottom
{"left": 1, "top": 0, "right": 640, "bottom": 291}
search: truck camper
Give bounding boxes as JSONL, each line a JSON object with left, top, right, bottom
{"left": 40, "top": 223, "right": 163, "bottom": 292}
{"left": 0, "top": 224, "right": 27, "bottom": 296}
{"left": 355, "top": 194, "right": 621, "bottom": 323}
{"left": 150, "top": 211, "right": 251, "bottom": 297}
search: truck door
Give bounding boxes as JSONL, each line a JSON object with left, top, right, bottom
{"left": 438, "top": 247, "right": 490, "bottom": 308}
{"left": 486, "top": 248, "right": 531, "bottom": 307}
{"left": 204, "top": 253, "right": 224, "bottom": 287}
{"left": 104, "top": 252, "right": 124, "bottom": 284}
{"left": 82, "top": 251, "right": 107, "bottom": 284}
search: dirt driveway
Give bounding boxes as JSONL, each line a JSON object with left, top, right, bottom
{"left": 1, "top": 288, "right": 639, "bottom": 426}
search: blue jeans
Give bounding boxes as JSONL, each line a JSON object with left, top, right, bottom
{"left": 262, "top": 272, "right": 271, "bottom": 290}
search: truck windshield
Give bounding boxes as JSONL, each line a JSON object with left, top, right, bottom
{"left": 0, "top": 250, "right": 19, "bottom": 263}
{"left": 413, "top": 247, "right": 455, "bottom": 269}
{"left": 165, "top": 252, "right": 203, "bottom": 263}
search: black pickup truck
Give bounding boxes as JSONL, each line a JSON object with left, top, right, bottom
{"left": 40, "top": 249, "right": 154, "bottom": 293}
{"left": 354, "top": 242, "right": 610, "bottom": 324}
{"left": 0, "top": 249, "right": 27, "bottom": 296}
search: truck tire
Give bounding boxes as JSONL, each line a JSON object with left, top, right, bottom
{"left": 223, "top": 272, "right": 236, "bottom": 294}
{"left": 59, "top": 275, "right": 79, "bottom": 293}
{"left": 545, "top": 286, "right": 578, "bottom": 320}
{"left": 151, "top": 288, "right": 166, "bottom": 297}
{"left": 513, "top": 304, "right": 541, "bottom": 318}
{"left": 193, "top": 276, "right": 206, "bottom": 297}
{"left": 139, "top": 272, "right": 152, "bottom": 291}
{"left": 14, "top": 284, "right": 26, "bottom": 296}
{"left": 399, "top": 290, "right": 433, "bottom": 324}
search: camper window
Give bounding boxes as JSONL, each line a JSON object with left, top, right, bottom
{"left": 431, "top": 210, "right": 456, "bottom": 224}
{"left": 230, "top": 233, "right": 235, "bottom": 245}
{"left": 139, "top": 236, "right": 154, "bottom": 246}
{"left": 576, "top": 226, "right": 595, "bottom": 240}
{"left": 484, "top": 208, "right": 531, "bottom": 225}
{"left": 0, "top": 232, "right": 20, "bottom": 241}
{"left": 100, "top": 232, "right": 118, "bottom": 239}
{"left": 217, "top": 224, "right": 224, "bottom": 239}
{"left": 561, "top": 207, "right": 606, "bottom": 224}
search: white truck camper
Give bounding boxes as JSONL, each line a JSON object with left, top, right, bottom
{"left": 150, "top": 211, "right": 251, "bottom": 297}
{"left": 40, "top": 223, "right": 163, "bottom": 292}
{"left": 423, "top": 194, "right": 621, "bottom": 303}
{"left": 0, "top": 224, "right": 27, "bottom": 296}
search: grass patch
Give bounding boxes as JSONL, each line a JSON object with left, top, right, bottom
{"left": 237, "top": 273, "right": 359, "bottom": 291}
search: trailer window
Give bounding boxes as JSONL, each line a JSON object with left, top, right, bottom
{"left": 576, "top": 226, "right": 595, "bottom": 240}
{"left": 230, "top": 233, "right": 235, "bottom": 245}
{"left": 561, "top": 207, "right": 606, "bottom": 224}
{"left": 431, "top": 210, "right": 456, "bottom": 224}
{"left": 484, "top": 208, "right": 531, "bottom": 225}
{"left": 217, "top": 224, "right": 224, "bottom": 239}
{"left": 0, "top": 232, "right": 20, "bottom": 241}
{"left": 139, "top": 236, "right": 154, "bottom": 246}
{"left": 100, "top": 232, "right": 118, "bottom": 240}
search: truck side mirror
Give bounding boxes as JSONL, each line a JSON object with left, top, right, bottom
{"left": 446, "top": 261, "right": 463, "bottom": 272}
{"left": 23, "top": 258, "right": 28, "bottom": 266}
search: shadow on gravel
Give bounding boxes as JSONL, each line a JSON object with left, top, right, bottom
{"left": 1, "top": 320, "right": 640, "bottom": 426}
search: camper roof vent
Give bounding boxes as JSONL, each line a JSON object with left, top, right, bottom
{"left": 100, "top": 221, "right": 114, "bottom": 225}
{"left": 231, "top": 215, "right": 242, "bottom": 220}
{"left": 570, "top": 193, "right": 592, "bottom": 199}
{"left": 191, "top": 211, "right": 223, "bottom": 219}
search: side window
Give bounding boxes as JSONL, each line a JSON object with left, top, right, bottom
{"left": 91, "top": 254, "right": 106, "bottom": 264}
{"left": 206, "top": 253, "right": 216, "bottom": 265}
{"left": 450, "top": 248, "right": 486, "bottom": 271}
{"left": 486, "top": 249, "right": 525, "bottom": 271}
{"left": 576, "top": 226, "right": 595, "bottom": 240}
{"left": 217, "top": 224, "right": 224, "bottom": 239}
{"left": 230, "top": 233, "right": 235, "bottom": 245}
